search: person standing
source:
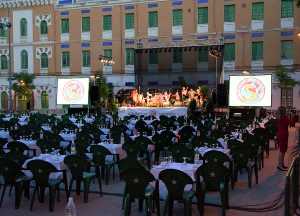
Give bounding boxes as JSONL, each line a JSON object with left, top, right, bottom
{"left": 276, "top": 107, "right": 290, "bottom": 171}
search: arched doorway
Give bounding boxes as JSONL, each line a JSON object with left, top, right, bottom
{"left": 41, "top": 91, "right": 49, "bottom": 109}
{"left": 1, "top": 92, "right": 8, "bottom": 111}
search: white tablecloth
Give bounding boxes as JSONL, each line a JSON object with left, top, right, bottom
{"left": 0, "top": 130, "right": 10, "bottom": 139}
{"left": 195, "top": 147, "right": 230, "bottom": 157}
{"left": 99, "top": 143, "right": 126, "bottom": 159}
{"left": 59, "top": 133, "right": 76, "bottom": 142}
{"left": 118, "top": 107, "right": 188, "bottom": 119}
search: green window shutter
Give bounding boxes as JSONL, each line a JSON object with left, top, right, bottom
{"left": 149, "top": 51, "right": 158, "bottom": 64}
{"left": 104, "top": 49, "right": 112, "bottom": 58}
{"left": 198, "top": 7, "right": 208, "bottom": 24}
{"left": 21, "top": 50, "right": 28, "bottom": 69}
{"left": 198, "top": 47, "right": 208, "bottom": 62}
{"left": 41, "top": 91, "right": 49, "bottom": 109}
{"left": 20, "top": 18, "right": 27, "bottom": 37}
{"left": 148, "top": 11, "right": 158, "bottom": 28}
{"left": 252, "top": 41, "right": 264, "bottom": 60}
{"left": 0, "top": 55, "right": 8, "bottom": 70}
{"left": 82, "top": 50, "right": 91, "bottom": 67}
{"left": 252, "top": 2, "right": 264, "bottom": 20}
{"left": 62, "top": 51, "right": 70, "bottom": 67}
{"left": 281, "top": 40, "right": 293, "bottom": 59}
{"left": 173, "top": 50, "right": 182, "bottom": 63}
{"left": 125, "top": 13, "right": 134, "bottom": 29}
{"left": 126, "top": 48, "right": 134, "bottom": 65}
{"left": 173, "top": 9, "right": 183, "bottom": 26}
{"left": 40, "top": 20, "right": 48, "bottom": 35}
{"left": 224, "top": 43, "right": 235, "bottom": 61}
{"left": 61, "top": 18, "right": 69, "bottom": 34}
{"left": 224, "top": 5, "right": 235, "bottom": 22}
{"left": 0, "top": 27, "right": 7, "bottom": 38}
{"left": 40, "top": 53, "right": 48, "bottom": 69}
{"left": 103, "top": 15, "right": 112, "bottom": 31}
{"left": 82, "top": 17, "right": 90, "bottom": 32}
{"left": 281, "top": 0, "right": 294, "bottom": 18}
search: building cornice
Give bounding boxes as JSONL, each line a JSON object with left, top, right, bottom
{"left": 0, "top": 0, "right": 53, "bottom": 8}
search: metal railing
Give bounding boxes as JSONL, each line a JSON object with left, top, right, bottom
{"left": 285, "top": 155, "right": 300, "bottom": 216}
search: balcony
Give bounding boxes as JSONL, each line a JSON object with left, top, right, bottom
{"left": 148, "top": 64, "right": 158, "bottom": 73}
{"left": 125, "top": 29, "right": 135, "bottom": 39}
{"left": 172, "top": 63, "right": 182, "bottom": 72}
{"left": 0, "top": 37, "right": 8, "bottom": 45}
{"left": 197, "top": 62, "right": 208, "bottom": 70}
{"left": 281, "top": 18, "right": 294, "bottom": 29}
{"left": 224, "top": 22, "right": 235, "bottom": 32}
{"left": 197, "top": 24, "right": 208, "bottom": 34}
{"left": 125, "top": 65, "right": 134, "bottom": 73}
{"left": 61, "top": 33, "right": 69, "bottom": 42}
{"left": 223, "top": 61, "right": 235, "bottom": 70}
{"left": 172, "top": 26, "right": 183, "bottom": 35}
{"left": 251, "top": 60, "right": 264, "bottom": 69}
{"left": 251, "top": 20, "right": 264, "bottom": 31}
{"left": 148, "top": 27, "right": 158, "bottom": 38}
{"left": 281, "top": 59, "right": 293, "bottom": 66}
{"left": 40, "top": 68, "right": 48, "bottom": 74}
{"left": 103, "top": 65, "right": 113, "bottom": 74}
{"left": 81, "top": 32, "right": 90, "bottom": 41}
{"left": 61, "top": 67, "right": 70, "bottom": 75}
{"left": 81, "top": 67, "right": 91, "bottom": 74}
{"left": 102, "top": 30, "right": 112, "bottom": 40}
{"left": 40, "top": 34, "right": 48, "bottom": 42}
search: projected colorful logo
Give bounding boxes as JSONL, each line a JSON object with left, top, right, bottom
{"left": 237, "top": 78, "right": 265, "bottom": 104}
{"left": 62, "top": 80, "right": 85, "bottom": 102}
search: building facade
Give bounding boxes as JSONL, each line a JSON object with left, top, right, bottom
{"left": 0, "top": 0, "right": 299, "bottom": 110}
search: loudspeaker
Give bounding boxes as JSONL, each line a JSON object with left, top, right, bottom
{"left": 217, "top": 84, "right": 228, "bottom": 106}
{"left": 90, "top": 86, "right": 99, "bottom": 105}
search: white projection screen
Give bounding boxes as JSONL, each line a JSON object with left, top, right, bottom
{"left": 57, "top": 78, "right": 89, "bottom": 105}
{"left": 229, "top": 75, "right": 272, "bottom": 107}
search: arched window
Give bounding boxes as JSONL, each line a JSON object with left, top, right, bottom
{"left": 1, "top": 92, "right": 8, "bottom": 111}
{"left": 40, "top": 20, "right": 48, "bottom": 35}
{"left": 20, "top": 18, "right": 27, "bottom": 37}
{"left": 0, "top": 55, "right": 8, "bottom": 70}
{"left": 21, "top": 50, "right": 28, "bottom": 69}
{"left": 40, "top": 53, "right": 48, "bottom": 69}
{"left": 41, "top": 91, "right": 49, "bottom": 109}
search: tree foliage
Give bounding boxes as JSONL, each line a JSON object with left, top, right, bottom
{"left": 11, "top": 72, "right": 35, "bottom": 99}
{"left": 275, "top": 66, "right": 298, "bottom": 88}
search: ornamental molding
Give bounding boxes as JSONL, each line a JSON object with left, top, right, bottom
{"left": 0, "top": 17, "right": 9, "bottom": 23}
{"left": 0, "top": 0, "right": 53, "bottom": 8}
{"left": 36, "top": 85, "right": 52, "bottom": 94}
{"left": 36, "top": 47, "right": 52, "bottom": 59}
{"left": 35, "top": 14, "right": 52, "bottom": 27}
{"left": 0, "top": 49, "right": 9, "bottom": 57}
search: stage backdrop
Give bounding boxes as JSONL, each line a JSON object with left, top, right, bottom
{"left": 229, "top": 75, "right": 272, "bottom": 107}
{"left": 57, "top": 78, "right": 89, "bottom": 105}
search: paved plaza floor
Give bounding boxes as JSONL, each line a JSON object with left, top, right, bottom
{"left": 0, "top": 128, "right": 298, "bottom": 216}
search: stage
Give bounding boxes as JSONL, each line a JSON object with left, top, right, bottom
{"left": 118, "top": 107, "right": 188, "bottom": 119}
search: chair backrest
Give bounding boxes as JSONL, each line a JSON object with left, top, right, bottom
{"left": 64, "top": 154, "right": 90, "bottom": 179}
{"left": 118, "top": 158, "right": 146, "bottom": 177}
{"left": 7, "top": 141, "right": 29, "bottom": 154}
{"left": 203, "top": 150, "right": 231, "bottom": 169}
{"left": 170, "top": 145, "right": 195, "bottom": 163}
{"left": 0, "top": 157, "right": 22, "bottom": 184}
{"left": 27, "top": 159, "right": 58, "bottom": 187}
{"left": 90, "top": 145, "right": 112, "bottom": 166}
{"left": 122, "top": 168, "right": 155, "bottom": 198}
{"left": 159, "top": 169, "right": 193, "bottom": 200}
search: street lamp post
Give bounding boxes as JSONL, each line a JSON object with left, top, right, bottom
{"left": 0, "top": 18, "right": 12, "bottom": 113}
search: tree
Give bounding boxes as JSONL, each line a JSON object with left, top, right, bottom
{"left": 275, "top": 66, "right": 298, "bottom": 107}
{"left": 11, "top": 72, "right": 35, "bottom": 111}
{"left": 297, "top": 0, "right": 300, "bottom": 7}
{"left": 95, "top": 74, "right": 112, "bottom": 111}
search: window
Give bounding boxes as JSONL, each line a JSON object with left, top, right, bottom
{"left": 20, "top": 18, "right": 27, "bottom": 37}
{"left": 252, "top": 2, "right": 264, "bottom": 20}
{"left": 281, "top": 40, "right": 293, "bottom": 59}
{"left": 1, "top": 92, "right": 8, "bottom": 111}
{"left": 21, "top": 50, "right": 28, "bottom": 69}
{"left": 61, "top": 51, "right": 70, "bottom": 68}
{"left": 82, "top": 17, "right": 90, "bottom": 32}
{"left": 125, "top": 13, "right": 134, "bottom": 29}
{"left": 40, "top": 20, "right": 48, "bottom": 35}
{"left": 224, "top": 43, "right": 235, "bottom": 61}
{"left": 173, "top": 9, "right": 183, "bottom": 26}
{"left": 61, "top": 18, "right": 69, "bottom": 34}
{"left": 104, "top": 49, "right": 112, "bottom": 58}
{"left": 173, "top": 49, "right": 182, "bottom": 63}
{"left": 198, "top": 47, "right": 208, "bottom": 62}
{"left": 149, "top": 51, "right": 158, "bottom": 64}
{"left": 148, "top": 11, "right": 158, "bottom": 28}
{"left": 224, "top": 5, "right": 235, "bottom": 22}
{"left": 40, "top": 53, "right": 48, "bottom": 69}
{"left": 281, "top": 88, "right": 293, "bottom": 107}
{"left": 125, "top": 48, "right": 134, "bottom": 65}
{"left": 103, "top": 15, "right": 112, "bottom": 31}
{"left": 0, "top": 27, "right": 7, "bottom": 38}
{"left": 281, "top": 0, "right": 294, "bottom": 18}
{"left": 41, "top": 91, "right": 49, "bottom": 109}
{"left": 82, "top": 50, "right": 90, "bottom": 67}
{"left": 252, "top": 41, "right": 264, "bottom": 60}
{"left": 0, "top": 55, "right": 8, "bottom": 70}
{"left": 198, "top": 7, "right": 208, "bottom": 24}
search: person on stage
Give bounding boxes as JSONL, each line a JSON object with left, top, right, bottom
{"left": 276, "top": 107, "right": 290, "bottom": 171}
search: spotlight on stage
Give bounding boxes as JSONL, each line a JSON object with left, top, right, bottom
{"left": 99, "top": 55, "right": 115, "bottom": 65}
{"left": 242, "top": 70, "right": 250, "bottom": 75}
